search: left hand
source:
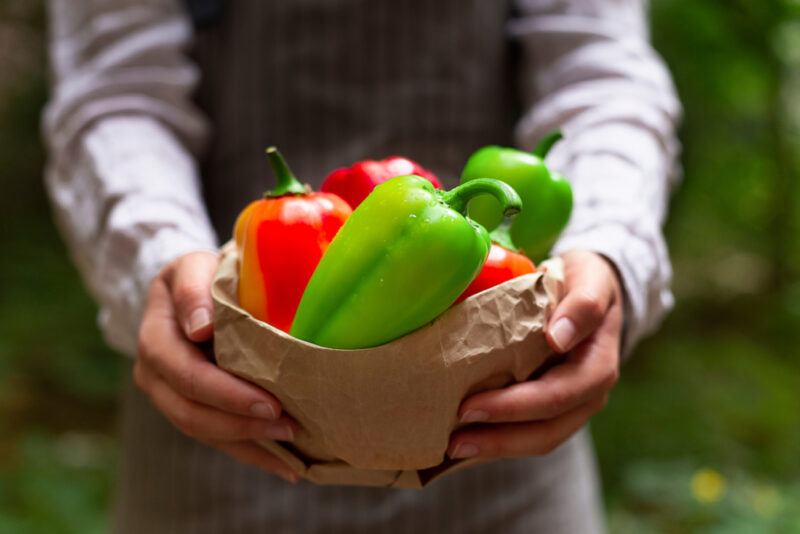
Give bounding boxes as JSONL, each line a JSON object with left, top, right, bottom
{"left": 447, "top": 250, "right": 623, "bottom": 460}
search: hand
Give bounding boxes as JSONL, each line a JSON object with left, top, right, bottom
{"left": 134, "top": 251, "right": 300, "bottom": 483}
{"left": 447, "top": 250, "right": 623, "bottom": 460}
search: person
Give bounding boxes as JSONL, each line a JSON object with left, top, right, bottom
{"left": 43, "top": 0, "right": 681, "bottom": 532}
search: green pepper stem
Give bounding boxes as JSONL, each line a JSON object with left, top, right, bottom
{"left": 265, "top": 147, "right": 307, "bottom": 197}
{"left": 532, "top": 130, "right": 563, "bottom": 159}
{"left": 441, "top": 178, "right": 522, "bottom": 218}
{"left": 490, "top": 223, "right": 520, "bottom": 251}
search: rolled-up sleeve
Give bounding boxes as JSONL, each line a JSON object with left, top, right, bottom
{"left": 43, "top": 0, "right": 218, "bottom": 356}
{"left": 512, "top": 0, "right": 683, "bottom": 354}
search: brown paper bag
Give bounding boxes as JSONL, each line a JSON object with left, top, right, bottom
{"left": 212, "top": 240, "right": 564, "bottom": 488}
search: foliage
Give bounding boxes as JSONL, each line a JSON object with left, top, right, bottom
{"left": 591, "top": 0, "right": 800, "bottom": 528}
{"left": 0, "top": 433, "right": 116, "bottom": 534}
{"left": 0, "top": 2, "right": 122, "bottom": 532}
{"left": 608, "top": 461, "right": 800, "bottom": 533}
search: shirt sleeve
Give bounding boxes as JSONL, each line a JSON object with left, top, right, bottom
{"left": 43, "top": 0, "right": 219, "bottom": 357}
{"left": 512, "top": 0, "right": 683, "bottom": 355}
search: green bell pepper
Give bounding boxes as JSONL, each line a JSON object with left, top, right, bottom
{"left": 461, "top": 131, "right": 572, "bottom": 262}
{"left": 290, "top": 175, "right": 522, "bottom": 349}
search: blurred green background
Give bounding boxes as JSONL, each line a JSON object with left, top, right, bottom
{"left": 1, "top": 0, "right": 799, "bottom": 532}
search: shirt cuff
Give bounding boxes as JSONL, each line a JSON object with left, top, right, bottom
{"left": 552, "top": 222, "right": 674, "bottom": 360}
{"left": 98, "top": 226, "right": 219, "bottom": 357}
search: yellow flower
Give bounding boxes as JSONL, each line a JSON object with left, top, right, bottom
{"left": 691, "top": 468, "right": 726, "bottom": 504}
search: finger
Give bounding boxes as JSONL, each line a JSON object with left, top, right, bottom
{"left": 546, "top": 253, "right": 616, "bottom": 353}
{"left": 459, "top": 310, "right": 620, "bottom": 424}
{"left": 448, "top": 394, "right": 608, "bottom": 460}
{"left": 212, "top": 441, "right": 299, "bottom": 484}
{"left": 141, "top": 365, "right": 297, "bottom": 443}
{"left": 164, "top": 251, "right": 220, "bottom": 342}
{"left": 138, "top": 281, "right": 283, "bottom": 420}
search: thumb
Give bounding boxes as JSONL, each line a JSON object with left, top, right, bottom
{"left": 165, "top": 251, "right": 221, "bottom": 342}
{"left": 546, "top": 251, "right": 616, "bottom": 353}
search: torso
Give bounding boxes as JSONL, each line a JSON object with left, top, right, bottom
{"left": 190, "top": 0, "right": 516, "bottom": 237}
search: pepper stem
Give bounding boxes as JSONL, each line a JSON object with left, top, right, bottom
{"left": 490, "top": 223, "right": 519, "bottom": 251}
{"left": 441, "top": 178, "right": 522, "bottom": 218}
{"left": 532, "top": 130, "right": 563, "bottom": 159}
{"left": 265, "top": 147, "right": 307, "bottom": 197}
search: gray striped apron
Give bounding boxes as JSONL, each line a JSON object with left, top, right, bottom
{"left": 113, "top": 1, "right": 606, "bottom": 531}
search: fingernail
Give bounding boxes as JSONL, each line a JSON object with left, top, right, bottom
{"left": 460, "top": 410, "right": 490, "bottom": 424}
{"left": 264, "top": 424, "right": 294, "bottom": 442}
{"left": 451, "top": 443, "right": 479, "bottom": 459}
{"left": 250, "top": 402, "right": 277, "bottom": 420}
{"left": 550, "top": 317, "right": 577, "bottom": 352}
{"left": 188, "top": 308, "right": 212, "bottom": 335}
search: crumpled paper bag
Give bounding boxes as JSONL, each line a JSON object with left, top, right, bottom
{"left": 212, "top": 240, "right": 564, "bottom": 488}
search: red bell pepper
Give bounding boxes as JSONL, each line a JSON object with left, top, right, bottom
{"left": 456, "top": 243, "right": 536, "bottom": 302}
{"left": 234, "top": 147, "right": 352, "bottom": 332}
{"left": 321, "top": 156, "right": 441, "bottom": 209}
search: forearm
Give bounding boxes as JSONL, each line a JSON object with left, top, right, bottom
{"left": 513, "top": 0, "right": 682, "bottom": 354}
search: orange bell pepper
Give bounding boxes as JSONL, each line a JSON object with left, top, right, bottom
{"left": 234, "top": 147, "right": 352, "bottom": 332}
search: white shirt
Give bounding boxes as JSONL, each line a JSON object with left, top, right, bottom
{"left": 43, "top": 0, "right": 682, "bottom": 359}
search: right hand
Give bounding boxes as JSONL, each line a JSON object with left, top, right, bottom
{"left": 134, "top": 251, "right": 300, "bottom": 483}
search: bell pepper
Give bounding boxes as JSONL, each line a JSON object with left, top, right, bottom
{"left": 290, "top": 175, "right": 522, "bottom": 349}
{"left": 460, "top": 131, "right": 572, "bottom": 262}
{"left": 234, "top": 147, "right": 352, "bottom": 332}
{"left": 321, "top": 156, "right": 441, "bottom": 209}
{"left": 456, "top": 243, "right": 536, "bottom": 303}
